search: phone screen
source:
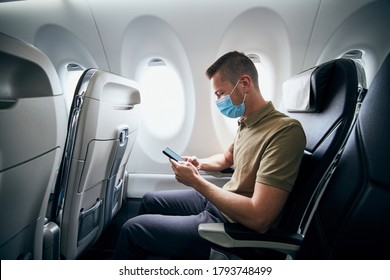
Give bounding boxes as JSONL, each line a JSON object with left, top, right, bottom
{"left": 162, "top": 147, "right": 184, "bottom": 162}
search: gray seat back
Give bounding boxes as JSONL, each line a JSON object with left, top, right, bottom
{"left": 0, "top": 33, "right": 67, "bottom": 259}
{"left": 51, "top": 69, "right": 141, "bottom": 259}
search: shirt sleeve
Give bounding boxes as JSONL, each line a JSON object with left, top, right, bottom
{"left": 256, "top": 123, "right": 306, "bottom": 192}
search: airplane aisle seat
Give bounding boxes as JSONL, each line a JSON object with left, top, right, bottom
{"left": 198, "top": 57, "right": 367, "bottom": 259}
{"left": 0, "top": 33, "right": 68, "bottom": 259}
{"left": 50, "top": 69, "right": 141, "bottom": 259}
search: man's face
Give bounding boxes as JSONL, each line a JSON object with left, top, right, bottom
{"left": 211, "top": 71, "right": 241, "bottom": 105}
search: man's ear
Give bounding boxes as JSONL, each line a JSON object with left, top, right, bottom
{"left": 240, "top": 75, "right": 252, "bottom": 90}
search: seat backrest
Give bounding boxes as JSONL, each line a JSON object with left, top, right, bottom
{"left": 50, "top": 69, "right": 141, "bottom": 259}
{"left": 296, "top": 52, "right": 390, "bottom": 259}
{"left": 278, "top": 58, "right": 366, "bottom": 233}
{"left": 0, "top": 33, "right": 67, "bottom": 259}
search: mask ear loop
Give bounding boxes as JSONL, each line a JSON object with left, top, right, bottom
{"left": 229, "top": 80, "right": 241, "bottom": 97}
{"left": 242, "top": 93, "right": 247, "bottom": 104}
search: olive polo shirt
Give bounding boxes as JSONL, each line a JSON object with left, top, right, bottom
{"left": 223, "top": 102, "right": 306, "bottom": 200}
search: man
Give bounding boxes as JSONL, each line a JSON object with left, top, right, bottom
{"left": 114, "top": 51, "right": 306, "bottom": 259}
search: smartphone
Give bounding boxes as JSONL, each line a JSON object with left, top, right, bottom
{"left": 163, "top": 147, "right": 184, "bottom": 162}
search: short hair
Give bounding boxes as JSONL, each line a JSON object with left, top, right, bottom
{"left": 206, "top": 51, "right": 259, "bottom": 89}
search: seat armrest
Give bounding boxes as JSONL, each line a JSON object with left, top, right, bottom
{"left": 198, "top": 223, "right": 303, "bottom": 258}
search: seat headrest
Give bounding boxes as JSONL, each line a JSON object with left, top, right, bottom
{"left": 282, "top": 61, "right": 335, "bottom": 112}
{"left": 0, "top": 32, "right": 62, "bottom": 104}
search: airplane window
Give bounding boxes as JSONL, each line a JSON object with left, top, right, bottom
{"left": 137, "top": 58, "right": 185, "bottom": 139}
{"left": 255, "top": 59, "right": 274, "bottom": 102}
{"left": 341, "top": 50, "right": 365, "bottom": 69}
{"left": 61, "top": 63, "right": 84, "bottom": 111}
{"left": 248, "top": 53, "right": 274, "bottom": 102}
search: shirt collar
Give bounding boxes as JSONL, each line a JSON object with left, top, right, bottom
{"left": 238, "top": 101, "right": 275, "bottom": 128}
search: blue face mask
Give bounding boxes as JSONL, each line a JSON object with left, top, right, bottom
{"left": 216, "top": 80, "right": 246, "bottom": 118}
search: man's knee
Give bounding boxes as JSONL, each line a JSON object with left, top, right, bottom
{"left": 139, "top": 192, "right": 157, "bottom": 214}
{"left": 120, "top": 215, "right": 151, "bottom": 240}
{"left": 142, "top": 192, "right": 156, "bottom": 204}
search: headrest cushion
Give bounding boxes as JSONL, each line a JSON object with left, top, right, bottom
{"left": 282, "top": 61, "right": 334, "bottom": 112}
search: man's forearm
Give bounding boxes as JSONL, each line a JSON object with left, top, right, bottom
{"left": 199, "top": 153, "right": 232, "bottom": 171}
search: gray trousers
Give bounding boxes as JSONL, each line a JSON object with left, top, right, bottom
{"left": 113, "top": 189, "right": 228, "bottom": 259}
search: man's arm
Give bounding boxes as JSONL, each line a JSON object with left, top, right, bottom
{"left": 170, "top": 159, "right": 288, "bottom": 233}
{"left": 184, "top": 149, "right": 233, "bottom": 172}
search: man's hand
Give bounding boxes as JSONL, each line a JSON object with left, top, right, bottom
{"left": 170, "top": 158, "right": 200, "bottom": 187}
{"left": 182, "top": 156, "right": 201, "bottom": 170}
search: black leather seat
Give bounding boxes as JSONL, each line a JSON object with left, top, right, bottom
{"left": 279, "top": 57, "right": 367, "bottom": 235}
{"left": 198, "top": 57, "right": 367, "bottom": 259}
{"left": 296, "top": 52, "right": 390, "bottom": 259}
